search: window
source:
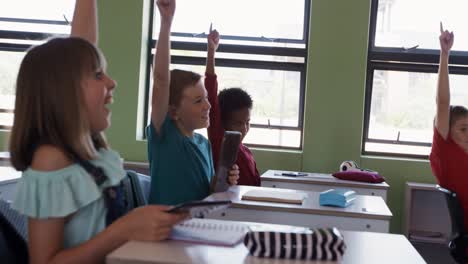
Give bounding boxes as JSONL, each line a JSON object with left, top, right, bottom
{"left": 145, "top": 0, "right": 311, "bottom": 149}
{"left": 0, "top": 0, "right": 73, "bottom": 129}
{"left": 364, "top": 0, "right": 468, "bottom": 157}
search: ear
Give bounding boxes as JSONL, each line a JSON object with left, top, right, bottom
{"left": 168, "top": 105, "right": 178, "bottom": 120}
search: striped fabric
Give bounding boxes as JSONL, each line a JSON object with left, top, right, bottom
{"left": 244, "top": 228, "right": 346, "bottom": 260}
{"left": 0, "top": 199, "right": 28, "bottom": 242}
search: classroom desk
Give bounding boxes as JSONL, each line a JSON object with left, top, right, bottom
{"left": 0, "top": 166, "right": 21, "bottom": 201}
{"left": 203, "top": 186, "right": 392, "bottom": 233}
{"left": 106, "top": 222, "right": 424, "bottom": 264}
{"left": 261, "top": 170, "right": 390, "bottom": 202}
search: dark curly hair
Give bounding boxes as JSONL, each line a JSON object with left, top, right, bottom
{"left": 218, "top": 87, "right": 253, "bottom": 122}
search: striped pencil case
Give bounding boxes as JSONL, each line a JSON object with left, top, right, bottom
{"left": 244, "top": 228, "right": 346, "bottom": 260}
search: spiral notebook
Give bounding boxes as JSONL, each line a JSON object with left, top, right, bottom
{"left": 169, "top": 218, "right": 249, "bottom": 246}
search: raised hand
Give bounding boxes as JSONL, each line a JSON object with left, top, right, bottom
{"left": 156, "top": 0, "right": 176, "bottom": 22}
{"left": 227, "top": 164, "right": 240, "bottom": 185}
{"left": 207, "top": 23, "right": 220, "bottom": 52}
{"left": 439, "top": 22, "right": 454, "bottom": 55}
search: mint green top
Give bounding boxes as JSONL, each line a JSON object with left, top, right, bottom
{"left": 12, "top": 148, "right": 126, "bottom": 248}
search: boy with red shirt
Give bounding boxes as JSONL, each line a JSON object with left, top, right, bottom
{"left": 430, "top": 23, "right": 468, "bottom": 231}
{"left": 205, "top": 26, "right": 261, "bottom": 186}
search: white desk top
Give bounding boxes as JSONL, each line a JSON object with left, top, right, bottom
{"left": 106, "top": 222, "right": 424, "bottom": 264}
{"left": 0, "top": 166, "right": 22, "bottom": 185}
{"left": 261, "top": 170, "right": 389, "bottom": 190}
{"left": 205, "top": 186, "right": 392, "bottom": 221}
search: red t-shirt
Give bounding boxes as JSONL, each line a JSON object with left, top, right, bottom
{"left": 205, "top": 73, "right": 261, "bottom": 186}
{"left": 430, "top": 127, "right": 468, "bottom": 231}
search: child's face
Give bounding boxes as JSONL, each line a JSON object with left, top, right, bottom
{"left": 224, "top": 108, "right": 251, "bottom": 141}
{"left": 174, "top": 80, "right": 211, "bottom": 135}
{"left": 83, "top": 68, "right": 116, "bottom": 133}
{"left": 450, "top": 116, "right": 468, "bottom": 152}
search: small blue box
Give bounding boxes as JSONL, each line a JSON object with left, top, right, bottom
{"left": 319, "top": 189, "right": 356, "bottom": 208}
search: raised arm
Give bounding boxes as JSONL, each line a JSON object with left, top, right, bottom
{"left": 151, "top": 0, "right": 176, "bottom": 133}
{"left": 435, "top": 22, "right": 454, "bottom": 140}
{"left": 71, "top": 0, "right": 97, "bottom": 45}
{"left": 205, "top": 25, "right": 224, "bottom": 171}
{"left": 206, "top": 24, "right": 219, "bottom": 75}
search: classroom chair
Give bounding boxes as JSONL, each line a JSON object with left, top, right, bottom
{"left": 126, "top": 170, "right": 150, "bottom": 206}
{"left": 0, "top": 199, "right": 28, "bottom": 264}
{"left": 437, "top": 185, "right": 468, "bottom": 264}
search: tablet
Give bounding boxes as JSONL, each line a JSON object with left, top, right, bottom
{"left": 167, "top": 200, "right": 232, "bottom": 216}
{"left": 214, "top": 131, "right": 242, "bottom": 192}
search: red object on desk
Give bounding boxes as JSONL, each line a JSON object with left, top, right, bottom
{"left": 332, "top": 171, "right": 385, "bottom": 183}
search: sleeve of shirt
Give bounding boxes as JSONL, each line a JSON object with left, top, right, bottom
{"left": 207, "top": 141, "right": 215, "bottom": 180}
{"left": 430, "top": 127, "right": 448, "bottom": 186}
{"left": 147, "top": 115, "right": 172, "bottom": 143}
{"left": 205, "top": 73, "right": 224, "bottom": 171}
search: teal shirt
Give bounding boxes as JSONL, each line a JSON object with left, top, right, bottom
{"left": 12, "top": 148, "right": 126, "bottom": 248}
{"left": 147, "top": 116, "right": 214, "bottom": 205}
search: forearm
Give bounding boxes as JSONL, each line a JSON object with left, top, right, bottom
{"left": 71, "top": 0, "right": 97, "bottom": 45}
{"left": 43, "top": 219, "right": 128, "bottom": 264}
{"left": 151, "top": 19, "right": 172, "bottom": 128}
{"left": 436, "top": 53, "right": 450, "bottom": 107}
{"left": 206, "top": 49, "right": 216, "bottom": 75}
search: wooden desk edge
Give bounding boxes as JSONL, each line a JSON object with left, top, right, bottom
{"left": 231, "top": 203, "right": 392, "bottom": 221}
{"left": 261, "top": 176, "right": 390, "bottom": 190}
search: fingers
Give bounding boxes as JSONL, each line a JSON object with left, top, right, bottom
{"left": 148, "top": 205, "right": 172, "bottom": 211}
{"left": 227, "top": 164, "right": 239, "bottom": 184}
{"left": 440, "top": 21, "right": 444, "bottom": 34}
{"left": 209, "top": 22, "right": 212, "bottom": 33}
{"left": 213, "top": 30, "right": 220, "bottom": 39}
{"left": 154, "top": 227, "right": 172, "bottom": 241}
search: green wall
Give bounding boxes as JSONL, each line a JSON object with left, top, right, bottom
{"left": 99, "top": 0, "right": 434, "bottom": 233}
{"left": 1, "top": 0, "right": 436, "bottom": 234}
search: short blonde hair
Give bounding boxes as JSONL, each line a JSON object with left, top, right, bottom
{"left": 10, "top": 37, "right": 108, "bottom": 171}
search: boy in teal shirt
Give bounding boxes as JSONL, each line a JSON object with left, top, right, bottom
{"left": 147, "top": 0, "right": 239, "bottom": 205}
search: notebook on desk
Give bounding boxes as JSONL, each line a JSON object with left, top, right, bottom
{"left": 169, "top": 218, "right": 249, "bottom": 246}
{"left": 241, "top": 189, "right": 307, "bottom": 205}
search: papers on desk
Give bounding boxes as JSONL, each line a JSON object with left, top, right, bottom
{"left": 169, "top": 218, "right": 249, "bottom": 246}
{"left": 241, "top": 189, "right": 307, "bottom": 205}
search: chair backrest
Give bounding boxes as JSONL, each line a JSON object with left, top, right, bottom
{"left": 0, "top": 199, "right": 28, "bottom": 264}
{"left": 126, "top": 170, "right": 150, "bottom": 207}
{"left": 437, "top": 185, "right": 465, "bottom": 238}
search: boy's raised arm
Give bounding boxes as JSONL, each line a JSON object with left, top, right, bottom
{"left": 435, "top": 22, "right": 454, "bottom": 139}
{"left": 151, "top": 0, "right": 175, "bottom": 133}
{"left": 71, "top": 0, "right": 98, "bottom": 45}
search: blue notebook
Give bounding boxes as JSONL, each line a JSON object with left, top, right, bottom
{"left": 319, "top": 189, "right": 356, "bottom": 208}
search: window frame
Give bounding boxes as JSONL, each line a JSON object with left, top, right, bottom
{"left": 0, "top": 17, "right": 68, "bottom": 130}
{"left": 143, "top": 0, "right": 311, "bottom": 150}
{"left": 363, "top": 0, "right": 468, "bottom": 158}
